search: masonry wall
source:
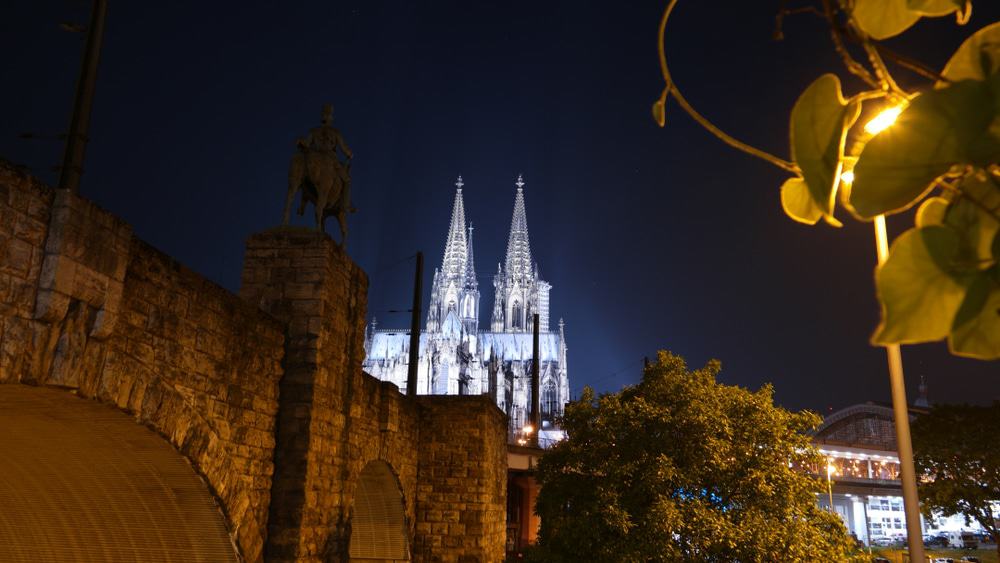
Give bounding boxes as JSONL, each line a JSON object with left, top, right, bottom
{"left": 1, "top": 161, "right": 508, "bottom": 563}
{"left": 415, "top": 396, "right": 508, "bottom": 562}
{"left": 0, "top": 161, "right": 285, "bottom": 562}
{"left": 243, "top": 231, "right": 507, "bottom": 563}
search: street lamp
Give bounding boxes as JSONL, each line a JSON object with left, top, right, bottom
{"left": 826, "top": 459, "right": 836, "bottom": 511}
{"left": 841, "top": 104, "right": 926, "bottom": 562}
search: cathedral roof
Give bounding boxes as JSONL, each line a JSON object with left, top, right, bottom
{"left": 365, "top": 331, "right": 563, "bottom": 363}
{"left": 503, "top": 175, "right": 534, "bottom": 283}
{"left": 442, "top": 310, "right": 463, "bottom": 336}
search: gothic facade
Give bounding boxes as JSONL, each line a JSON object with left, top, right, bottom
{"left": 363, "top": 176, "right": 570, "bottom": 441}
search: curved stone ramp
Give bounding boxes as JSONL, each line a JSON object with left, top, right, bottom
{"left": 0, "top": 385, "right": 238, "bottom": 562}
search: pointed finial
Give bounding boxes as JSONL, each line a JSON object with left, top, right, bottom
{"left": 559, "top": 318, "right": 565, "bottom": 330}
{"left": 455, "top": 175, "right": 464, "bottom": 190}
{"left": 515, "top": 174, "right": 525, "bottom": 190}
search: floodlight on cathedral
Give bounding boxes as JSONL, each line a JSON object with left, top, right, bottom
{"left": 363, "top": 175, "right": 570, "bottom": 446}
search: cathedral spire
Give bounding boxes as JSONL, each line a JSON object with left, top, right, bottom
{"left": 440, "top": 176, "right": 468, "bottom": 281}
{"left": 464, "top": 224, "right": 477, "bottom": 289}
{"left": 504, "top": 174, "right": 533, "bottom": 282}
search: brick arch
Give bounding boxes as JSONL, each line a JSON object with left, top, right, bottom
{"left": 0, "top": 384, "right": 238, "bottom": 562}
{"left": 349, "top": 460, "right": 410, "bottom": 562}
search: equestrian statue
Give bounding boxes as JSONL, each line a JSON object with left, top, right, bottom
{"left": 282, "top": 104, "right": 355, "bottom": 246}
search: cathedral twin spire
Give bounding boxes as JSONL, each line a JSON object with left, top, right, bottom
{"left": 428, "top": 174, "right": 548, "bottom": 335}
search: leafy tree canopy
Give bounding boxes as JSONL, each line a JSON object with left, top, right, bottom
{"left": 530, "top": 351, "right": 854, "bottom": 562}
{"left": 913, "top": 402, "right": 1000, "bottom": 556}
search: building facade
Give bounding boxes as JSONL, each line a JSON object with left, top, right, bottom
{"left": 364, "top": 176, "right": 570, "bottom": 442}
{"left": 813, "top": 394, "right": 997, "bottom": 547}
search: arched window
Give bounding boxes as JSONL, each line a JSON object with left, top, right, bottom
{"left": 542, "top": 380, "right": 558, "bottom": 420}
{"left": 511, "top": 301, "right": 522, "bottom": 330}
{"left": 463, "top": 295, "right": 474, "bottom": 318}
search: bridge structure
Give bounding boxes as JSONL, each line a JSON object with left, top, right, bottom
{"left": 0, "top": 161, "right": 507, "bottom": 562}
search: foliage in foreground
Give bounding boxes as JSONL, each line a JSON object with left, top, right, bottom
{"left": 530, "top": 351, "right": 854, "bottom": 563}
{"left": 655, "top": 1, "right": 1000, "bottom": 359}
{"left": 913, "top": 402, "right": 1000, "bottom": 557}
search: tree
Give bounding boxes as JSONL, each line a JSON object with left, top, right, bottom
{"left": 913, "top": 403, "right": 1000, "bottom": 557}
{"left": 530, "top": 351, "right": 854, "bottom": 562}
{"left": 654, "top": 1, "right": 1000, "bottom": 359}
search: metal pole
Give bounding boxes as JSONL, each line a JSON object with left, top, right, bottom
{"left": 59, "top": 0, "right": 108, "bottom": 194}
{"left": 827, "top": 463, "right": 835, "bottom": 511}
{"left": 531, "top": 313, "right": 540, "bottom": 448}
{"left": 874, "top": 216, "right": 925, "bottom": 562}
{"left": 406, "top": 252, "right": 423, "bottom": 397}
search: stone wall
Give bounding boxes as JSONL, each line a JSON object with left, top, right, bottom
{"left": 242, "top": 231, "right": 507, "bottom": 563}
{"left": 0, "top": 161, "right": 286, "bottom": 562}
{"left": 1, "top": 161, "right": 508, "bottom": 563}
{"left": 415, "top": 396, "right": 508, "bottom": 562}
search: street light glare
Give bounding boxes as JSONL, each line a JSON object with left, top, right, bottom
{"left": 864, "top": 106, "right": 904, "bottom": 135}
{"left": 840, "top": 170, "right": 855, "bottom": 185}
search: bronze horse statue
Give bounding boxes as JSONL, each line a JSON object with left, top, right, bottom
{"left": 281, "top": 105, "right": 354, "bottom": 246}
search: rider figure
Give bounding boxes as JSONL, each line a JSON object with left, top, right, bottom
{"left": 298, "top": 104, "right": 354, "bottom": 212}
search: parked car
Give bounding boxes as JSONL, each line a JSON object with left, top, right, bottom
{"left": 930, "top": 558, "right": 954, "bottom": 563}
{"left": 871, "top": 557, "right": 890, "bottom": 563}
{"left": 925, "top": 535, "right": 950, "bottom": 547}
{"left": 959, "top": 556, "right": 981, "bottom": 562}
{"left": 871, "top": 536, "right": 894, "bottom": 547}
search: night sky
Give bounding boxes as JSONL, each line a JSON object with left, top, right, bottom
{"left": 3, "top": 1, "right": 998, "bottom": 413}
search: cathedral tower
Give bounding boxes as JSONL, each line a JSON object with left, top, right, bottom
{"left": 492, "top": 175, "right": 551, "bottom": 333}
{"left": 427, "top": 176, "right": 476, "bottom": 333}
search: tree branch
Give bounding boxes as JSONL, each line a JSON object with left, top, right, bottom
{"left": 873, "top": 43, "right": 951, "bottom": 84}
{"left": 821, "top": 0, "right": 879, "bottom": 89}
{"left": 658, "top": 0, "right": 800, "bottom": 175}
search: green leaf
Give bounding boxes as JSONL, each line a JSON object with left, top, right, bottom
{"left": 945, "top": 176, "right": 1000, "bottom": 267}
{"left": 949, "top": 274, "right": 1000, "bottom": 359}
{"left": 789, "top": 74, "right": 858, "bottom": 221}
{"left": 907, "top": 0, "right": 964, "bottom": 17}
{"left": 916, "top": 196, "right": 949, "bottom": 227}
{"left": 780, "top": 178, "right": 823, "bottom": 225}
{"left": 941, "top": 21, "right": 1000, "bottom": 83}
{"left": 873, "top": 226, "right": 970, "bottom": 345}
{"left": 850, "top": 81, "right": 996, "bottom": 218}
{"left": 853, "top": 0, "right": 921, "bottom": 40}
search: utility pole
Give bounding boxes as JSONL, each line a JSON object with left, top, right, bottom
{"left": 406, "top": 252, "right": 423, "bottom": 397}
{"left": 59, "top": 0, "right": 108, "bottom": 194}
{"left": 531, "top": 313, "right": 540, "bottom": 448}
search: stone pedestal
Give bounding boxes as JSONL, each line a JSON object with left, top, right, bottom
{"left": 242, "top": 229, "right": 368, "bottom": 561}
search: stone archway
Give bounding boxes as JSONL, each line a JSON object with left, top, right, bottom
{"left": 348, "top": 461, "right": 409, "bottom": 562}
{"left": 0, "top": 385, "right": 238, "bottom": 562}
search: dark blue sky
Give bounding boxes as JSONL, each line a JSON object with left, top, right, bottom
{"left": 3, "top": 1, "right": 997, "bottom": 411}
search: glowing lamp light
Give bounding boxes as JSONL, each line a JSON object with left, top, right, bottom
{"left": 864, "top": 106, "right": 904, "bottom": 135}
{"left": 840, "top": 170, "right": 855, "bottom": 185}
{"left": 827, "top": 463, "right": 836, "bottom": 477}
{"left": 522, "top": 424, "right": 534, "bottom": 435}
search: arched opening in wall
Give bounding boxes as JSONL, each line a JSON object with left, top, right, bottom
{"left": 0, "top": 385, "right": 238, "bottom": 562}
{"left": 349, "top": 461, "right": 409, "bottom": 562}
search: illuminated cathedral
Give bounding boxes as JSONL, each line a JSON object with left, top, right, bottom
{"left": 363, "top": 175, "right": 569, "bottom": 442}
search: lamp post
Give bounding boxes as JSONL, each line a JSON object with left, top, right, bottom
{"left": 839, "top": 104, "right": 925, "bottom": 562}
{"left": 826, "top": 459, "right": 836, "bottom": 511}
